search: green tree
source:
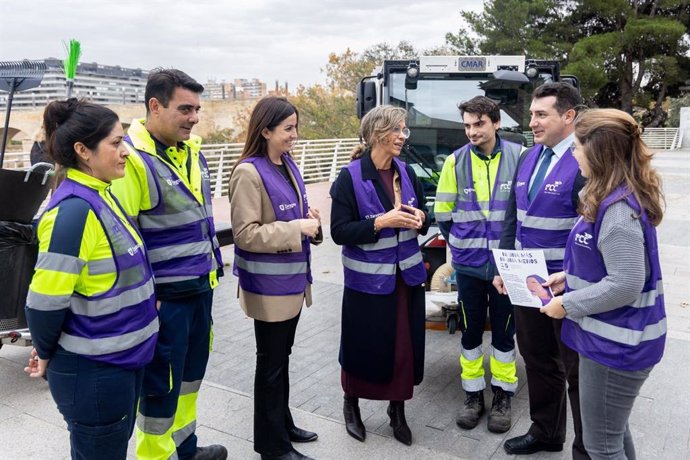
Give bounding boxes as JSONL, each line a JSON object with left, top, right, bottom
{"left": 325, "top": 41, "right": 420, "bottom": 93}
{"left": 445, "top": 0, "right": 571, "bottom": 59}
{"left": 289, "top": 85, "right": 359, "bottom": 139}
{"left": 448, "top": 0, "right": 690, "bottom": 121}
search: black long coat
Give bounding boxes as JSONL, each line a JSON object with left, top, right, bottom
{"left": 329, "top": 151, "right": 430, "bottom": 384}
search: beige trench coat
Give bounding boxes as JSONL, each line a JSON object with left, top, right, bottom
{"left": 228, "top": 160, "right": 321, "bottom": 322}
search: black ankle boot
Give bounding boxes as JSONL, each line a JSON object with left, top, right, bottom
{"left": 343, "top": 395, "right": 366, "bottom": 441}
{"left": 387, "top": 401, "right": 412, "bottom": 446}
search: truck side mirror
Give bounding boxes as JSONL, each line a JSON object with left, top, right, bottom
{"left": 560, "top": 75, "right": 580, "bottom": 91}
{"left": 357, "top": 79, "right": 377, "bottom": 119}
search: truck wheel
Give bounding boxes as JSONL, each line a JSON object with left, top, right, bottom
{"left": 430, "top": 262, "right": 454, "bottom": 292}
{"left": 447, "top": 315, "right": 458, "bottom": 335}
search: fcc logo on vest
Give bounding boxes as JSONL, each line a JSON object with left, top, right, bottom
{"left": 543, "top": 180, "right": 563, "bottom": 195}
{"left": 574, "top": 231, "right": 593, "bottom": 249}
{"left": 127, "top": 244, "right": 142, "bottom": 256}
{"left": 500, "top": 181, "right": 512, "bottom": 192}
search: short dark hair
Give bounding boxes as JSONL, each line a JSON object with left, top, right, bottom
{"left": 145, "top": 68, "right": 204, "bottom": 114}
{"left": 458, "top": 96, "right": 500, "bottom": 123}
{"left": 43, "top": 98, "right": 119, "bottom": 168}
{"left": 532, "top": 82, "right": 583, "bottom": 115}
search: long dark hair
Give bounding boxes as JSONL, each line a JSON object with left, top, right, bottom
{"left": 232, "top": 96, "right": 298, "bottom": 173}
{"left": 43, "top": 98, "right": 119, "bottom": 168}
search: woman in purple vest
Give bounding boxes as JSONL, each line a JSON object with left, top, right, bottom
{"left": 330, "top": 105, "right": 430, "bottom": 446}
{"left": 228, "top": 96, "right": 321, "bottom": 460}
{"left": 24, "top": 100, "right": 158, "bottom": 459}
{"left": 540, "top": 109, "right": 665, "bottom": 459}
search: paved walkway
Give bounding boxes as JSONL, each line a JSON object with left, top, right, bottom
{"left": 1, "top": 151, "right": 688, "bottom": 459}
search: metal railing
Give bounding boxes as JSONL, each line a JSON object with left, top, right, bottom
{"left": 3, "top": 129, "right": 682, "bottom": 199}
{"left": 3, "top": 138, "right": 361, "bottom": 198}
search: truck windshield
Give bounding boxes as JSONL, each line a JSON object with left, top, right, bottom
{"left": 387, "top": 71, "right": 533, "bottom": 176}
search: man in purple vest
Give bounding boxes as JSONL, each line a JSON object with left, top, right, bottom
{"left": 493, "top": 83, "right": 589, "bottom": 458}
{"left": 110, "top": 69, "right": 226, "bottom": 460}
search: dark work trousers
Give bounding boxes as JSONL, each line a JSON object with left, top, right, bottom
{"left": 253, "top": 311, "right": 301, "bottom": 456}
{"left": 48, "top": 347, "right": 144, "bottom": 460}
{"left": 457, "top": 274, "right": 515, "bottom": 387}
{"left": 514, "top": 305, "right": 590, "bottom": 460}
{"left": 137, "top": 290, "right": 213, "bottom": 460}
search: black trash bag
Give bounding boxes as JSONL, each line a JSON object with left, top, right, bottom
{"left": 0, "top": 221, "right": 38, "bottom": 331}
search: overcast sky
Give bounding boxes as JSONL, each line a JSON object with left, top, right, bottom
{"left": 0, "top": 0, "right": 483, "bottom": 88}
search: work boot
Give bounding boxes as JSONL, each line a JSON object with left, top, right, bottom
{"left": 387, "top": 401, "right": 412, "bottom": 446}
{"left": 487, "top": 388, "right": 512, "bottom": 433}
{"left": 192, "top": 444, "right": 228, "bottom": 460}
{"left": 456, "top": 391, "right": 485, "bottom": 430}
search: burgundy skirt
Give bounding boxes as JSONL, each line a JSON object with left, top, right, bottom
{"left": 341, "top": 276, "right": 414, "bottom": 401}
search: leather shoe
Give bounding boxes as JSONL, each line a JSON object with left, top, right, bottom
{"left": 192, "top": 444, "right": 228, "bottom": 460}
{"left": 343, "top": 395, "right": 366, "bottom": 442}
{"left": 387, "top": 401, "right": 412, "bottom": 446}
{"left": 504, "top": 433, "right": 563, "bottom": 455}
{"left": 261, "top": 447, "right": 314, "bottom": 460}
{"left": 288, "top": 426, "right": 318, "bottom": 443}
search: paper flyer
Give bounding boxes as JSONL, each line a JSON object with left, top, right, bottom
{"left": 491, "top": 249, "right": 553, "bottom": 308}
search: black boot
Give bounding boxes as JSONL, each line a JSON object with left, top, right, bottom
{"left": 487, "top": 388, "right": 512, "bottom": 433}
{"left": 387, "top": 401, "right": 412, "bottom": 446}
{"left": 343, "top": 395, "right": 366, "bottom": 441}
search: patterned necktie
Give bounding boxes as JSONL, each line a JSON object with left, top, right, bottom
{"left": 528, "top": 148, "right": 555, "bottom": 202}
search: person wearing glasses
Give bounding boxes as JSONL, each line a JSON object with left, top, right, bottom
{"left": 329, "top": 105, "right": 429, "bottom": 446}
{"left": 540, "top": 109, "right": 666, "bottom": 459}
{"left": 434, "top": 96, "right": 523, "bottom": 434}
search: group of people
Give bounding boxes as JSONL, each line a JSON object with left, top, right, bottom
{"left": 22, "top": 66, "right": 665, "bottom": 460}
{"left": 436, "top": 83, "right": 666, "bottom": 460}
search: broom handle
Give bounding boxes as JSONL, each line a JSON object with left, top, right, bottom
{"left": 0, "top": 77, "right": 17, "bottom": 168}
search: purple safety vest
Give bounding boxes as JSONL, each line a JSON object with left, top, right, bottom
{"left": 447, "top": 140, "right": 521, "bottom": 267}
{"left": 125, "top": 137, "right": 224, "bottom": 285}
{"left": 515, "top": 144, "right": 579, "bottom": 273}
{"left": 342, "top": 157, "right": 426, "bottom": 295}
{"left": 233, "top": 154, "right": 312, "bottom": 296}
{"left": 46, "top": 178, "right": 158, "bottom": 369}
{"left": 561, "top": 186, "right": 666, "bottom": 371}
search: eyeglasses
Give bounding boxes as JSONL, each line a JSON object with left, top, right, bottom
{"left": 392, "top": 127, "right": 411, "bottom": 139}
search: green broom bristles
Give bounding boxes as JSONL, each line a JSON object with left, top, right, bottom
{"left": 63, "top": 39, "right": 81, "bottom": 80}
{"left": 63, "top": 39, "right": 81, "bottom": 98}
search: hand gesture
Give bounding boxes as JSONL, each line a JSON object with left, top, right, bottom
{"left": 544, "top": 271, "right": 566, "bottom": 295}
{"left": 299, "top": 218, "right": 319, "bottom": 238}
{"left": 492, "top": 275, "right": 508, "bottom": 295}
{"left": 401, "top": 204, "right": 425, "bottom": 225}
{"left": 24, "top": 348, "right": 49, "bottom": 378}
{"left": 540, "top": 295, "right": 566, "bottom": 319}
{"left": 307, "top": 207, "right": 321, "bottom": 223}
{"left": 376, "top": 205, "right": 422, "bottom": 231}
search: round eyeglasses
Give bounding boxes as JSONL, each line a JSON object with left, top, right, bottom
{"left": 392, "top": 127, "right": 411, "bottom": 139}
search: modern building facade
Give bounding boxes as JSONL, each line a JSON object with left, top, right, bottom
{"left": 0, "top": 58, "right": 148, "bottom": 111}
{"left": 202, "top": 78, "right": 267, "bottom": 101}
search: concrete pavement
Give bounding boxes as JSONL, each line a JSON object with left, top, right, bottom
{"left": 0, "top": 150, "right": 688, "bottom": 459}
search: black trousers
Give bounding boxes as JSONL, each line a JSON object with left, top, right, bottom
{"left": 253, "top": 312, "right": 301, "bottom": 456}
{"left": 514, "top": 305, "right": 590, "bottom": 459}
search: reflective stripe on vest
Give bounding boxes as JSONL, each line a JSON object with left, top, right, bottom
{"left": 561, "top": 186, "right": 666, "bottom": 371}
{"left": 233, "top": 154, "right": 311, "bottom": 296}
{"left": 447, "top": 141, "right": 520, "bottom": 267}
{"left": 342, "top": 157, "right": 426, "bottom": 295}
{"left": 515, "top": 144, "right": 579, "bottom": 273}
{"left": 126, "top": 137, "right": 223, "bottom": 284}
{"left": 39, "top": 178, "right": 158, "bottom": 368}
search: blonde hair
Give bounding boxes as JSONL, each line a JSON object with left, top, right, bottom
{"left": 351, "top": 105, "right": 407, "bottom": 160}
{"left": 574, "top": 108, "right": 664, "bottom": 226}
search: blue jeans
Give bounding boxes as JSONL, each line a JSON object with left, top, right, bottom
{"left": 579, "top": 355, "right": 652, "bottom": 460}
{"left": 48, "top": 348, "right": 144, "bottom": 460}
